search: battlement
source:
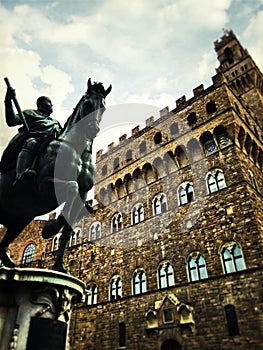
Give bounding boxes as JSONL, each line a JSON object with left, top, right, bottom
{"left": 96, "top": 73, "right": 227, "bottom": 161}
{"left": 214, "top": 29, "right": 236, "bottom": 51}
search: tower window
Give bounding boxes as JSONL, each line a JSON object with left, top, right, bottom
{"left": 126, "top": 150, "right": 132, "bottom": 161}
{"left": 224, "top": 47, "right": 234, "bottom": 64}
{"left": 132, "top": 204, "right": 144, "bottom": 224}
{"left": 102, "top": 164, "right": 107, "bottom": 176}
{"left": 206, "top": 101, "right": 217, "bottom": 114}
{"left": 113, "top": 157, "right": 120, "bottom": 170}
{"left": 206, "top": 169, "right": 227, "bottom": 193}
{"left": 139, "top": 140, "right": 146, "bottom": 153}
{"left": 170, "top": 122, "right": 179, "bottom": 135}
{"left": 154, "top": 132, "right": 162, "bottom": 144}
{"left": 187, "top": 112, "right": 197, "bottom": 126}
{"left": 111, "top": 213, "right": 123, "bottom": 233}
{"left": 153, "top": 193, "right": 167, "bottom": 215}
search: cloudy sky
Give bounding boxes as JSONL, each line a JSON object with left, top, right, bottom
{"left": 0, "top": 0, "right": 263, "bottom": 157}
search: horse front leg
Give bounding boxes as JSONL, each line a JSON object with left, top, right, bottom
{"left": 42, "top": 179, "right": 79, "bottom": 239}
{"left": 52, "top": 224, "right": 72, "bottom": 274}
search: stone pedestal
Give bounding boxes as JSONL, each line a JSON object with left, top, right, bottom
{"left": 0, "top": 267, "right": 85, "bottom": 350}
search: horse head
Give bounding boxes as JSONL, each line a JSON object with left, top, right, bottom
{"left": 63, "top": 78, "right": 112, "bottom": 141}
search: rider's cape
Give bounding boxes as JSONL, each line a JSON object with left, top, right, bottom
{"left": 0, "top": 131, "right": 27, "bottom": 174}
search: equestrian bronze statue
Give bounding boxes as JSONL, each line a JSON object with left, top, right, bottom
{"left": 0, "top": 78, "right": 111, "bottom": 274}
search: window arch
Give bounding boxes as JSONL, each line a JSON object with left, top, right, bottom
{"left": 178, "top": 182, "right": 194, "bottom": 205}
{"left": 187, "top": 112, "right": 197, "bottom": 126}
{"left": 139, "top": 140, "right": 146, "bottom": 153}
{"left": 206, "top": 101, "right": 217, "bottom": 114}
{"left": 225, "top": 305, "right": 239, "bottom": 336}
{"left": 89, "top": 221, "right": 101, "bottom": 241}
{"left": 52, "top": 233, "right": 62, "bottom": 251}
{"left": 111, "top": 213, "right": 123, "bottom": 233}
{"left": 154, "top": 132, "right": 162, "bottom": 144}
{"left": 113, "top": 157, "right": 120, "bottom": 170}
{"left": 86, "top": 284, "right": 98, "bottom": 305}
{"left": 188, "top": 253, "right": 208, "bottom": 282}
{"left": 153, "top": 193, "right": 167, "bottom": 215}
{"left": 102, "top": 164, "right": 107, "bottom": 176}
{"left": 133, "top": 269, "right": 147, "bottom": 295}
{"left": 70, "top": 227, "right": 82, "bottom": 246}
{"left": 200, "top": 131, "right": 217, "bottom": 155}
{"left": 221, "top": 243, "right": 246, "bottom": 274}
{"left": 170, "top": 122, "right": 178, "bottom": 135}
{"left": 158, "top": 262, "right": 175, "bottom": 289}
{"left": 214, "top": 125, "right": 231, "bottom": 148}
{"left": 110, "top": 276, "right": 122, "bottom": 301}
{"left": 131, "top": 203, "right": 144, "bottom": 224}
{"left": 126, "top": 150, "right": 132, "bottom": 161}
{"left": 22, "top": 243, "right": 35, "bottom": 264}
{"left": 206, "top": 169, "right": 227, "bottom": 193}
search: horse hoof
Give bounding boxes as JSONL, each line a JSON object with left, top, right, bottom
{"left": 42, "top": 219, "right": 63, "bottom": 239}
{"left": 52, "top": 264, "right": 70, "bottom": 275}
{"left": 0, "top": 246, "right": 16, "bottom": 268}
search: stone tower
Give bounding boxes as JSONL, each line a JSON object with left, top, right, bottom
{"left": 1, "top": 30, "right": 262, "bottom": 350}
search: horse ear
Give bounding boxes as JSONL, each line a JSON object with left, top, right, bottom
{"left": 104, "top": 84, "right": 112, "bottom": 97}
{"left": 87, "top": 78, "right": 92, "bottom": 91}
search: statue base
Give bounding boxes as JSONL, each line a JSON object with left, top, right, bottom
{"left": 0, "top": 267, "right": 85, "bottom": 350}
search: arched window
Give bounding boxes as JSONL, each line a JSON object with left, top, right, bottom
{"left": 126, "top": 150, "right": 132, "bottom": 161}
{"left": 22, "top": 243, "right": 35, "bottom": 264}
{"left": 206, "top": 101, "right": 217, "bottom": 114}
{"left": 102, "top": 164, "right": 107, "bottom": 176}
{"left": 170, "top": 122, "right": 178, "bottom": 135}
{"left": 111, "top": 213, "right": 123, "bottom": 233}
{"left": 154, "top": 132, "right": 162, "bottom": 144}
{"left": 178, "top": 182, "right": 194, "bottom": 205}
{"left": 221, "top": 243, "right": 246, "bottom": 274}
{"left": 158, "top": 262, "right": 175, "bottom": 289}
{"left": 70, "top": 227, "right": 82, "bottom": 246}
{"left": 131, "top": 203, "right": 144, "bottom": 224}
{"left": 52, "top": 234, "right": 61, "bottom": 251}
{"left": 139, "top": 140, "right": 146, "bottom": 153}
{"left": 89, "top": 221, "right": 101, "bottom": 241}
{"left": 224, "top": 47, "right": 234, "bottom": 64}
{"left": 225, "top": 305, "right": 239, "bottom": 336}
{"left": 153, "top": 193, "right": 167, "bottom": 215}
{"left": 110, "top": 276, "right": 122, "bottom": 301}
{"left": 133, "top": 269, "right": 147, "bottom": 295}
{"left": 187, "top": 112, "right": 197, "bottom": 126}
{"left": 200, "top": 131, "right": 217, "bottom": 155}
{"left": 214, "top": 125, "right": 231, "bottom": 148}
{"left": 188, "top": 253, "right": 208, "bottom": 282}
{"left": 206, "top": 169, "right": 227, "bottom": 193}
{"left": 113, "top": 157, "right": 120, "bottom": 170}
{"left": 86, "top": 284, "right": 98, "bottom": 305}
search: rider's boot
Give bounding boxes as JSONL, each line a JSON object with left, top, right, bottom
{"left": 13, "top": 148, "right": 36, "bottom": 188}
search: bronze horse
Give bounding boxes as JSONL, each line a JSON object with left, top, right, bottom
{"left": 0, "top": 79, "right": 111, "bottom": 273}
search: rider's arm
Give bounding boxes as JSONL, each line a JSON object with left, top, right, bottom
{"left": 4, "top": 87, "right": 22, "bottom": 126}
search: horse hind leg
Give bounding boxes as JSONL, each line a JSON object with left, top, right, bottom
{"left": 0, "top": 221, "right": 30, "bottom": 268}
{"left": 52, "top": 224, "right": 72, "bottom": 274}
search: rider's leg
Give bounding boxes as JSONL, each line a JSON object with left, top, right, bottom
{"left": 15, "top": 137, "right": 39, "bottom": 180}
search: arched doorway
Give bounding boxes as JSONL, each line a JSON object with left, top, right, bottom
{"left": 161, "top": 339, "right": 182, "bottom": 350}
